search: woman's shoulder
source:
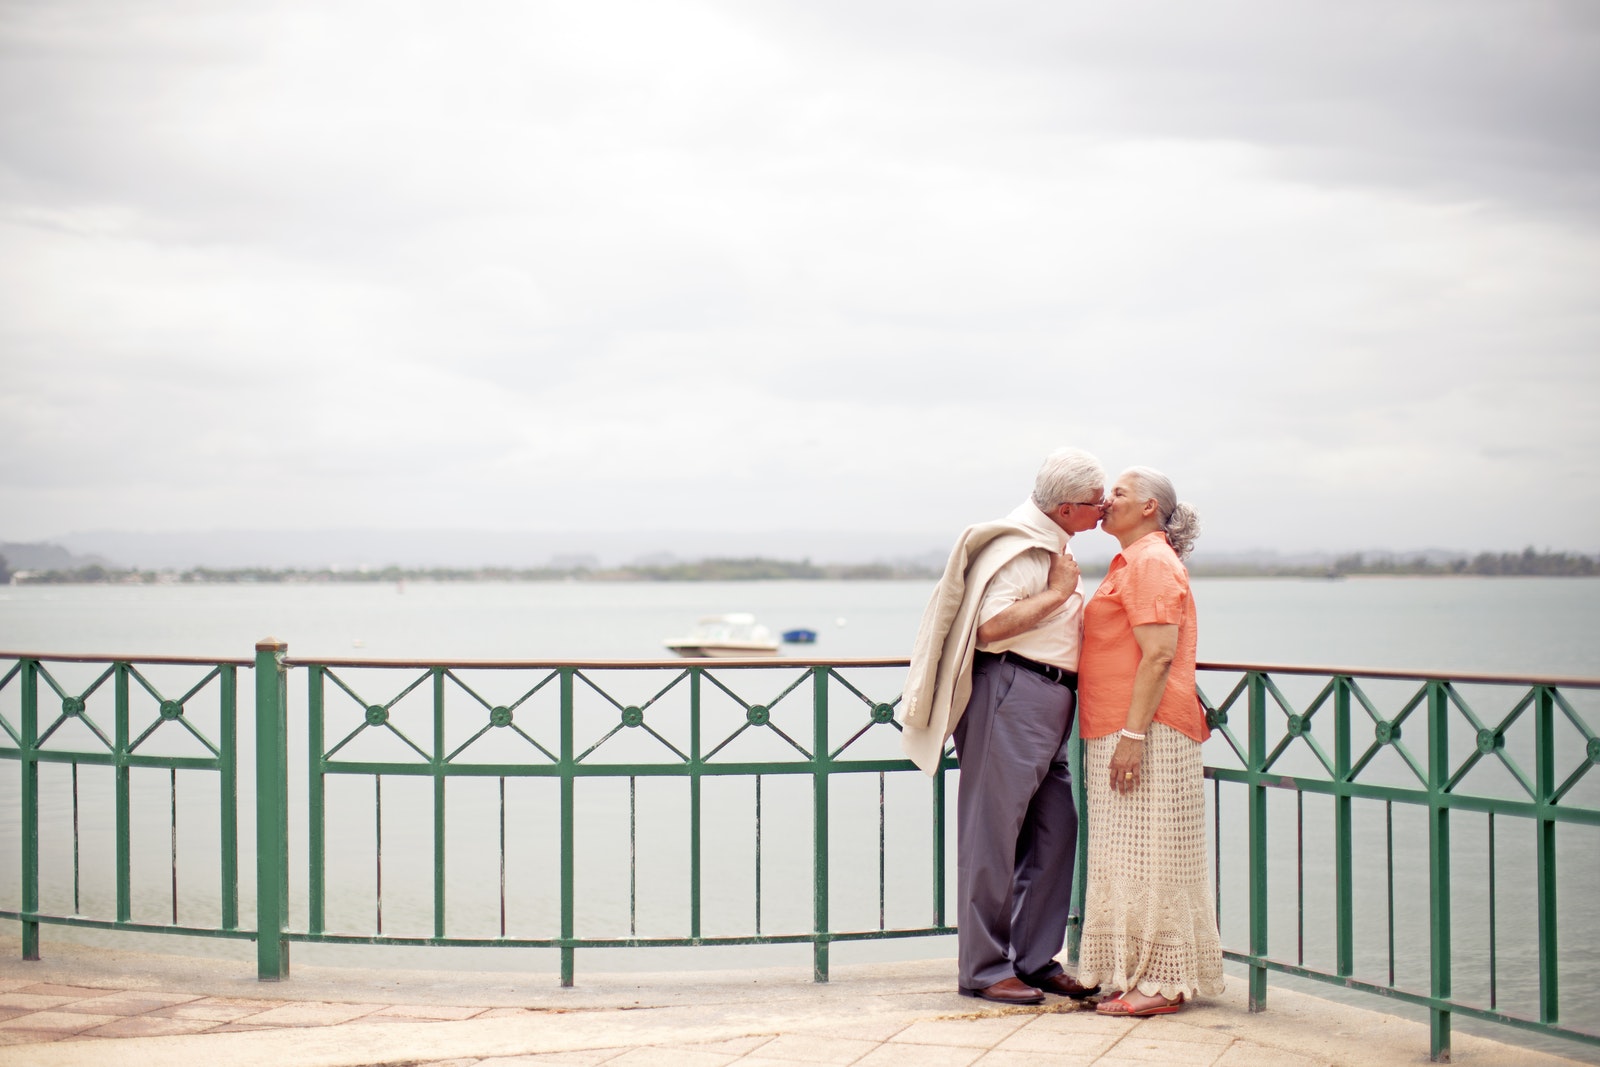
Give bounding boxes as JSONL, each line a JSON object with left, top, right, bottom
{"left": 1123, "top": 536, "right": 1188, "bottom": 586}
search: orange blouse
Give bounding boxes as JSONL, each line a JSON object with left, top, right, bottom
{"left": 1078, "top": 531, "right": 1208, "bottom": 742}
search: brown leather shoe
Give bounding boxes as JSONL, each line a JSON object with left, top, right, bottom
{"left": 958, "top": 977, "right": 1046, "bottom": 1005}
{"left": 1025, "top": 972, "right": 1101, "bottom": 999}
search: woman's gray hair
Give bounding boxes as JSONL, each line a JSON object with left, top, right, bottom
{"left": 1122, "top": 466, "right": 1201, "bottom": 560}
{"left": 1031, "top": 447, "right": 1107, "bottom": 513}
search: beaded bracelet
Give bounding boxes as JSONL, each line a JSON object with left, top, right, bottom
{"left": 1119, "top": 728, "right": 1146, "bottom": 741}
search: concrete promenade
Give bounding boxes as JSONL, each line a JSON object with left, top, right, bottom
{"left": 0, "top": 936, "right": 1592, "bottom": 1067}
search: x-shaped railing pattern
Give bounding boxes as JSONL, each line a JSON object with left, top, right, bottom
{"left": 1194, "top": 663, "right": 1600, "bottom": 1062}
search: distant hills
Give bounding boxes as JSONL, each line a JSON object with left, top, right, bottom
{"left": 3, "top": 534, "right": 1596, "bottom": 584}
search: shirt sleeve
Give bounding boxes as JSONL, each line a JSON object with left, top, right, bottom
{"left": 977, "top": 549, "right": 1048, "bottom": 625}
{"left": 1121, "top": 552, "right": 1187, "bottom": 627}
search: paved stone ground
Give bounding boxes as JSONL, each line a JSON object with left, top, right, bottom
{"left": 0, "top": 935, "right": 1594, "bottom": 1067}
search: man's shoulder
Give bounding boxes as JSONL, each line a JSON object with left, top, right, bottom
{"left": 958, "top": 517, "right": 1051, "bottom": 554}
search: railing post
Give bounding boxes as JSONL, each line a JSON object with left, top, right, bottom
{"left": 255, "top": 638, "right": 290, "bottom": 980}
{"left": 1535, "top": 684, "right": 1559, "bottom": 1027}
{"left": 20, "top": 659, "right": 39, "bottom": 961}
{"left": 115, "top": 663, "right": 130, "bottom": 923}
{"left": 308, "top": 665, "right": 326, "bottom": 937}
{"left": 432, "top": 667, "right": 447, "bottom": 940}
{"left": 1068, "top": 722, "right": 1086, "bottom": 964}
{"left": 812, "top": 665, "right": 831, "bottom": 983}
{"left": 1427, "top": 681, "right": 1452, "bottom": 1061}
{"left": 1334, "top": 676, "right": 1353, "bottom": 978}
{"left": 689, "top": 668, "right": 703, "bottom": 941}
{"left": 1247, "top": 670, "right": 1268, "bottom": 1011}
{"left": 559, "top": 667, "right": 576, "bottom": 987}
{"left": 220, "top": 665, "right": 240, "bottom": 931}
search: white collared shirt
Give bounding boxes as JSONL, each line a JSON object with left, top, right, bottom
{"left": 973, "top": 499, "right": 1086, "bottom": 671}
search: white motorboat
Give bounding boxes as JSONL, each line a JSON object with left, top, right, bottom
{"left": 663, "top": 613, "right": 781, "bottom": 657}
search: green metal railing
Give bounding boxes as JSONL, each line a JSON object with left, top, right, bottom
{"left": 3, "top": 644, "right": 1597, "bottom": 1063}
{"left": 1195, "top": 663, "right": 1600, "bottom": 1061}
{"left": 0, "top": 652, "right": 250, "bottom": 954}
{"left": 266, "top": 644, "right": 947, "bottom": 986}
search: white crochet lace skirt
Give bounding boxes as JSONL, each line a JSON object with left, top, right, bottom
{"left": 1077, "top": 723, "right": 1226, "bottom": 1000}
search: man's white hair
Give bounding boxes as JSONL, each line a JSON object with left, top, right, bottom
{"left": 1030, "top": 447, "right": 1106, "bottom": 512}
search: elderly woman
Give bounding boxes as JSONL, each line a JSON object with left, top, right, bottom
{"left": 1075, "top": 467, "right": 1224, "bottom": 1016}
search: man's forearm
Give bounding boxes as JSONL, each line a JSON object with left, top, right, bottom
{"left": 975, "top": 588, "right": 1070, "bottom": 645}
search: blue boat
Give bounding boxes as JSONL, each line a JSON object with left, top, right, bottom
{"left": 781, "top": 628, "right": 817, "bottom": 644}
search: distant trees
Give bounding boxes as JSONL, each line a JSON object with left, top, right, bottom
{"left": 3, "top": 556, "right": 941, "bottom": 584}
{"left": 1323, "top": 548, "right": 1599, "bottom": 577}
{"left": 7, "top": 548, "right": 1599, "bottom": 584}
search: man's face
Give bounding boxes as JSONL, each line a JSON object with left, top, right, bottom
{"left": 1053, "top": 486, "right": 1107, "bottom": 535}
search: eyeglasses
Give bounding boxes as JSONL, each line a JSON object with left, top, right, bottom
{"left": 1061, "top": 499, "right": 1106, "bottom": 511}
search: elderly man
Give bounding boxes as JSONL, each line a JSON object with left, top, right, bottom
{"left": 901, "top": 447, "right": 1106, "bottom": 1004}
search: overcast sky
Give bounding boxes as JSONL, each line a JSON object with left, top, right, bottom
{"left": 3, "top": 0, "right": 1597, "bottom": 559}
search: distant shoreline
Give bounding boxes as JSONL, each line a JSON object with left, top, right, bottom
{"left": 5, "top": 548, "right": 1598, "bottom": 585}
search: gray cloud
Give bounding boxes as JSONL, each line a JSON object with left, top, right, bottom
{"left": 1, "top": 0, "right": 1596, "bottom": 555}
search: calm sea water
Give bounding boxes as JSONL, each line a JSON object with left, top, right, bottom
{"left": 1, "top": 578, "right": 1597, "bottom": 1054}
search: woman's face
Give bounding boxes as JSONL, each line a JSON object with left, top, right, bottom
{"left": 1100, "top": 473, "right": 1154, "bottom": 537}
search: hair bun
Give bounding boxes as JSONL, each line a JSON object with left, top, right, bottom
{"left": 1165, "top": 502, "right": 1201, "bottom": 560}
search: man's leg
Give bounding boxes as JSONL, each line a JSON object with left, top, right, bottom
{"left": 1011, "top": 703, "right": 1080, "bottom": 982}
{"left": 953, "top": 665, "right": 1065, "bottom": 991}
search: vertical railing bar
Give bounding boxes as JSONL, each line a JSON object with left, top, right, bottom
{"left": 1334, "top": 676, "right": 1353, "bottom": 978}
{"left": 433, "top": 667, "right": 446, "bottom": 941}
{"left": 1296, "top": 789, "right": 1304, "bottom": 966}
{"left": 932, "top": 757, "right": 947, "bottom": 929}
{"left": 308, "top": 665, "right": 326, "bottom": 936}
{"left": 754, "top": 773, "right": 763, "bottom": 936}
{"left": 170, "top": 768, "right": 179, "bottom": 924}
{"left": 1488, "top": 811, "right": 1497, "bottom": 1009}
{"left": 115, "top": 662, "right": 130, "bottom": 923}
{"left": 690, "top": 668, "right": 702, "bottom": 941}
{"left": 1427, "top": 679, "right": 1452, "bottom": 1062}
{"left": 375, "top": 774, "right": 384, "bottom": 936}
{"left": 1387, "top": 798, "right": 1395, "bottom": 987}
{"left": 1213, "top": 776, "right": 1222, "bottom": 939}
{"left": 812, "top": 665, "right": 831, "bottom": 983}
{"left": 220, "top": 664, "right": 238, "bottom": 931}
{"left": 630, "top": 775, "right": 638, "bottom": 938}
{"left": 1068, "top": 722, "right": 1084, "bottom": 962}
{"left": 72, "top": 762, "right": 81, "bottom": 916}
{"left": 21, "top": 659, "right": 39, "bottom": 959}
{"left": 1247, "top": 670, "right": 1268, "bottom": 1011}
{"left": 1535, "top": 685, "right": 1559, "bottom": 1025}
{"left": 499, "top": 776, "right": 507, "bottom": 938}
{"left": 559, "top": 667, "right": 575, "bottom": 987}
{"left": 878, "top": 770, "right": 886, "bottom": 932}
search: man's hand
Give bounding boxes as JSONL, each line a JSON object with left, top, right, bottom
{"left": 1046, "top": 550, "right": 1080, "bottom": 598}
{"left": 975, "top": 549, "right": 1080, "bottom": 646}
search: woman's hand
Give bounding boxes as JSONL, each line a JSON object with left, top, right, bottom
{"left": 1109, "top": 735, "right": 1144, "bottom": 793}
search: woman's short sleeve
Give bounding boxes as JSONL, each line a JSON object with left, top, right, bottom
{"left": 1121, "top": 551, "right": 1187, "bottom": 627}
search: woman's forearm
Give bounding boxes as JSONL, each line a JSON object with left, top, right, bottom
{"left": 1109, "top": 623, "right": 1178, "bottom": 793}
{"left": 1123, "top": 653, "right": 1173, "bottom": 733}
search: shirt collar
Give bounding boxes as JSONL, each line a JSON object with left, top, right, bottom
{"left": 1005, "top": 499, "right": 1069, "bottom": 551}
{"left": 1122, "top": 530, "right": 1170, "bottom": 557}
